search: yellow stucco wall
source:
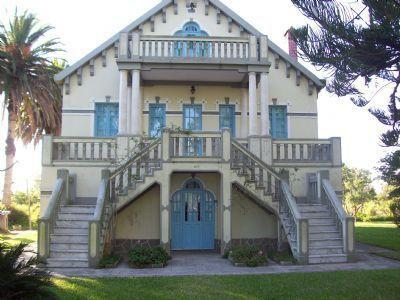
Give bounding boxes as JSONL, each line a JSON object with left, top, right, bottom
{"left": 115, "top": 185, "right": 161, "bottom": 240}
{"left": 232, "top": 189, "right": 278, "bottom": 239}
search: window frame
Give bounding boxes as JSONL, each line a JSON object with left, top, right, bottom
{"left": 148, "top": 103, "right": 166, "bottom": 138}
{"left": 219, "top": 104, "right": 236, "bottom": 137}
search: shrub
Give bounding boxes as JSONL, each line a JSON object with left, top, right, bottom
{"left": 390, "top": 199, "right": 400, "bottom": 228}
{"left": 128, "top": 245, "right": 170, "bottom": 268}
{"left": 230, "top": 245, "right": 267, "bottom": 267}
{"left": 97, "top": 255, "right": 120, "bottom": 269}
{"left": 7, "top": 204, "right": 39, "bottom": 230}
{"left": 0, "top": 243, "right": 55, "bottom": 299}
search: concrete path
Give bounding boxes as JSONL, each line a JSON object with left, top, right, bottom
{"left": 49, "top": 247, "right": 400, "bottom": 278}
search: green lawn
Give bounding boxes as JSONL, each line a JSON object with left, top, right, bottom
{"left": 355, "top": 222, "right": 400, "bottom": 251}
{"left": 0, "top": 230, "right": 37, "bottom": 246}
{"left": 51, "top": 270, "right": 400, "bottom": 300}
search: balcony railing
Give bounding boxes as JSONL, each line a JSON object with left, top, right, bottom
{"left": 169, "top": 132, "right": 223, "bottom": 158}
{"left": 51, "top": 137, "right": 117, "bottom": 162}
{"left": 273, "top": 139, "right": 333, "bottom": 163}
{"left": 137, "top": 36, "right": 250, "bottom": 63}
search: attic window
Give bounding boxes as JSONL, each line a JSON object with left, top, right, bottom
{"left": 186, "top": 0, "right": 197, "bottom": 13}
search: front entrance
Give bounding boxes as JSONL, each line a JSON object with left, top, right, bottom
{"left": 171, "top": 179, "right": 215, "bottom": 250}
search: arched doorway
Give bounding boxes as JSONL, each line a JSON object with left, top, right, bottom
{"left": 171, "top": 178, "right": 215, "bottom": 250}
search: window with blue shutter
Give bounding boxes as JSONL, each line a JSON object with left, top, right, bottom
{"left": 183, "top": 105, "right": 203, "bottom": 156}
{"left": 94, "top": 103, "right": 119, "bottom": 137}
{"left": 219, "top": 105, "right": 236, "bottom": 137}
{"left": 269, "top": 106, "right": 288, "bottom": 138}
{"left": 149, "top": 104, "right": 166, "bottom": 138}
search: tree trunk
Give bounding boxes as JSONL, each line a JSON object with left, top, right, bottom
{"left": 2, "top": 104, "right": 17, "bottom": 208}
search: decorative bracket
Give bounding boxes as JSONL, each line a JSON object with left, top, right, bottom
{"left": 205, "top": 0, "right": 210, "bottom": 15}
{"left": 275, "top": 54, "right": 280, "bottom": 69}
{"left": 150, "top": 16, "right": 155, "bottom": 32}
{"left": 114, "top": 42, "right": 119, "bottom": 58}
{"left": 296, "top": 70, "right": 301, "bottom": 86}
{"left": 173, "top": 0, "right": 178, "bottom": 15}
{"left": 216, "top": 9, "right": 221, "bottom": 24}
{"left": 65, "top": 76, "right": 70, "bottom": 95}
{"left": 286, "top": 62, "right": 291, "bottom": 78}
{"left": 227, "top": 17, "right": 233, "bottom": 33}
{"left": 162, "top": 8, "right": 167, "bottom": 23}
{"left": 101, "top": 50, "right": 107, "bottom": 67}
{"left": 89, "top": 59, "right": 95, "bottom": 76}
{"left": 308, "top": 80, "right": 315, "bottom": 95}
{"left": 77, "top": 67, "right": 82, "bottom": 86}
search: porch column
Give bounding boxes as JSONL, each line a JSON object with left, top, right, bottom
{"left": 118, "top": 70, "right": 128, "bottom": 135}
{"left": 221, "top": 170, "right": 232, "bottom": 254}
{"left": 241, "top": 88, "right": 249, "bottom": 138}
{"left": 248, "top": 72, "right": 258, "bottom": 136}
{"left": 260, "top": 72, "right": 270, "bottom": 136}
{"left": 127, "top": 87, "right": 132, "bottom": 134}
{"left": 160, "top": 172, "right": 171, "bottom": 253}
{"left": 131, "top": 69, "right": 142, "bottom": 136}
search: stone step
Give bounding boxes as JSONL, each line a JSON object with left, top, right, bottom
{"left": 308, "top": 254, "right": 347, "bottom": 264}
{"left": 309, "top": 238, "right": 343, "bottom": 247}
{"left": 309, "top": 246, "right": 344, "bottom": 256}
{"left": 60, "top": 205, "right": 95, "bottom": 214}
{"left": 50, "top": 242, "right": 88, "bottom": 251}
{"left": 56, "top": 220, "right": 89, "bottom": 228}
{"left": 309, "top": 231, "right": 341, "bottom": 239}
{"left": 301, "top": 211, "right": 332, "bottom": 218}
{"left": 308, "top": 218, "right": 335, "bottom": 226}
{"left": 297, "top": 204, "right": 329, "bottom": 213}
{"left": 309, "top": 224, "right": 338, "bottom": 233}
{"left": 46, "top": 258, "right": 89, "bottom": 268}
{"left": 57, "top": 213, "right": 94, "bottom": 221}
{"left": 49, "top": 249, "right": 88, "bottom": 259}
{"left": 50, "top": 234, "right": 88, "bottom": 243}
{"left": 53, "top": 227, "right": 88, "bottom": 235}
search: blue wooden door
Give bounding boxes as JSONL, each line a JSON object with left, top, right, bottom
{"left": 95, "top": 103, "right": 119, "bottom": 137}
{"left": 183, "top": 105, "right": 203, "bottom": 156}
{"left": 171, "top": 189, "right": 215, "bottom": 250}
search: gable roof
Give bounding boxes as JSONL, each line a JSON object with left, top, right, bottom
{"left": 55, "top": 0, "right": 325, "bottom": 88}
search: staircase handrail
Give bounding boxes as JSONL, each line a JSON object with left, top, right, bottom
{"left": 321, "top": 179, "right": 355, "bottom": 255}
{"left": 88, "top": 178, "right": 110, "bottom": 267}
{"left": 281, "top": 181, "right": 303, "bottom": 221}
{"left": 110, "top": 138, "right": 161, "bottom": 180}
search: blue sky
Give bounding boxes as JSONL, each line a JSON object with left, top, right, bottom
{"left": 0, "top": 0, "right": 391, "bottom": 192}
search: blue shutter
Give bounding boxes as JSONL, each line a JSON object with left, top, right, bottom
{"left": 219, "top": 105, "right": 236, "bottom": 137}
{"left": 149, "top": 104, "right": 166, "bottom": 137}
{"left": 269, "top": 106, "right": 288, "bottom": 138}
{"left": 95, "top": 103, "right": 119, "bottom": 137}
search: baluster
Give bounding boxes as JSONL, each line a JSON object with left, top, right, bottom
{"left": 107, "top": 142, "right": 111, "bottom": 160}
{"left": 230, "top": 43, "right": 234, "bottom": 59}
{"left": 155, "top": 40, "right": 159, "bottom": 57}
{"left": 250, "top": 160, "right": 255, "bottom": 181}
{"left": 144, "top": 155, "right": 150, "bottom": 175}
{"left": 56, "top": 143, "right": 61, "bottom": 160}
{"left": 284, "top": 144, "right": 289, "bottom": 160}
{"left": 99, "top": 143, "right": 103, "bottom": 160}
{"left": 74, "top": 143, "right": 78, "bottom": 160}
{"left": 223, "top": 42, "right": 227, "bottom": 58}
{"left": 276, "top": 144, "right": 281, "bottom": 160}
{"left": 127, "top": 165, "right": 132, "bottom": 187}
{"left": 218, "top": 41, "right": 221, "bottom": 58}
{"left": 259, "top": 169, "right": 264, "bottom": 187}
{"left": 118, "top": 173, "right": 123, "bottom": 192}
{"left": 291, "top": 144, "right": 296, "bottom": 160}
{"left": 83, "top": 143, "right": 87, "bottom": 160}
{"left": 267, "top": 173, "right": 272, "bottom": 194}
{"left": 161, "top": 41, "right": 165, "bottom": 57}
{"left": 136, "top": 159, "right": 141, "bottom": 180}
{"left": 236, "top": 43, "right": 240, "bottom": 59}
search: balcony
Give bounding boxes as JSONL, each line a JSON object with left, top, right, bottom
{"left": 116, "top": 33, "right": 269, "bottom": 83}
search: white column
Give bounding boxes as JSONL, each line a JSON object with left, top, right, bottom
{"left": 260, "top": 72, "right": 269, "bottom": 136}
{"left": 248, "top": 72, "right": 258, "bottom": 136}
{"left": 241, "top": 88, "right": 248, "bottom": 138}
{"left": 127, "top": 87, "right": 132, "bottom": 135}
{"left": 118, "top": 70, "right": 128, "bottom": 135}
{"left": 131, "top": 69, "right": 142, "bottom": 136}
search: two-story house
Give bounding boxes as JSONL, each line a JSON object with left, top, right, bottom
{"left": 38, "top": 0, "right": 355, "bottom": 269}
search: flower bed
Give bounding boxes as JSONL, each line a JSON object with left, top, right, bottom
{"left": 97, "top": 255, "right": 121, "bottom": 269}
{"left": 128, "top": 245, "right": 171, "bottom": 269}
{"left": 228, "top": 245, "right": 268, "bottom": 267}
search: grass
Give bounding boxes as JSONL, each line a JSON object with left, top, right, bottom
{"left": 51, "top": 269, "right": 400, "bottom": 300}
{"left": 0, "top": 230, "right": 37, "bottom": 246}
{"left": 355, "top": 222, "right": 400, "bottom": 251}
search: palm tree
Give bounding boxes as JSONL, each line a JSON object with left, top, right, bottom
{"left": 0, "top": 11, "right": 63, "bottom": 207}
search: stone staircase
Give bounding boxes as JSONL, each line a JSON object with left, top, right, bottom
{"left": 297, "top": 203, "right": 347, "bottom": 264}
{"left": 46, "top": 205, "right": 95, "bottom": 268}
